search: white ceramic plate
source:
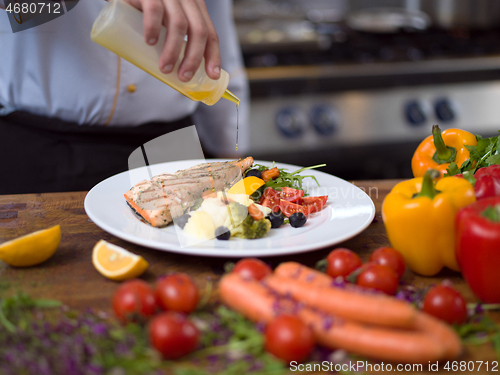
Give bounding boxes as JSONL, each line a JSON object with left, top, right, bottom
{"left": 84, "top": 160, "right": 375, "bottom": 258}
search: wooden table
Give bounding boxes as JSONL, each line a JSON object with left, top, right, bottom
{"left": 0, "top": 180, "right": 498, "bottom": 374}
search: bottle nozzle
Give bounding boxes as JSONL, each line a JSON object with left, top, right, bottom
{"left": 222, "top": 89, "right": 240, "bottom": 105}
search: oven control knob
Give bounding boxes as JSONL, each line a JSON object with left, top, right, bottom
{"left": 405, "top": 100, "right": 427, "bottom": 126}
{"left": 435, "top": 98, "right": 455, "bottom": 122}
{"left": 310, "top": 105, "right": 337, "bottom": 136}
{"left": 275, "top": 106, "right": 305, "bottom": 138}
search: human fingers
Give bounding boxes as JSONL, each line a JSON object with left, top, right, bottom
{"left": 194, "top": 0, "right": 221, "bottom": 80}
{"left": 175, "top": 0, "right": 209, "bottom": 82}
{"left": 141, "top": 0, "right": 164, "bottom": 45}
{"left": 158, "top": 0, "right": 188, "bottom": 75}
{"left": 122, "top": 0, "right": 163, "bottom": 46}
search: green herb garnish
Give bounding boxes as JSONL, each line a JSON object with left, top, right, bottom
{"left": 249, "top": 163, "right": 326, "bottom": 194}
{"left": 455, "top": 303, "right": 500, "bottom": 361}
{"left": 446, "top": 131, "right": 500, "bottom": 176}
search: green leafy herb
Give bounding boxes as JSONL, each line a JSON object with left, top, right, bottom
{"left": 184, "top": 305, "right": 289, "bottom": 375}
{"left": 0, "top": 291, "right": 62, "bottom": 333}
{"left": 250, "top": 163, "right": 326, "bottom": 194}
{"left": 314, "top": 258, "right": 328, "bottom": 273}
{"left": 446, "top": 131, "right": 500, "bottom": 176}
{"left": 0, "top": 292, "right": 164, "bottom": 375}
{"left": 456, "top": 304, "right": 500, "bottom": 361}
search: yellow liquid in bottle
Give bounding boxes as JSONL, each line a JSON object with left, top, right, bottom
{"left": 185, "top": 91, "right": 211, "bottom": 100}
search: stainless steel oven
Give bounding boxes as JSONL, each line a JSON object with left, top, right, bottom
{"left": 235, "top": 0, "right": 500, "bottom": 179}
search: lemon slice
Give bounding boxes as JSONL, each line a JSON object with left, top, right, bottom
{"left": 0, "top": 225, "right": 61, "bottom": 267}
{"left": 227, "top": 176, "right": 265, "bottom": 195}
{"left": 92, "top": 240, "right": 148, "bottom": 281}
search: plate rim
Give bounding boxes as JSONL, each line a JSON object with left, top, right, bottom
{"left": 84, "top": 159, "right": 375, "bottom": 258}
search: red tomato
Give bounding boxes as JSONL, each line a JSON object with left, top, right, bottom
{"left": 326, "top": 248, "right": 362, "bottom": 278}
{"left": 279, "top": 200, "right": 313, "bottom": 218}
{"left": 233, "top": 258, "right": 272, "bottom": 281}
{"left": 259, "top": 187, "right": 281, "bottom": 212}
{"left": 356, "top": 264, "right": 399, "bottom": 295}
{"left": 112, "top": 279, "right": 157, "bottom": 322}
{"left": 155, "top": 273, "right": 199, "bottom": 313}
{"left": 276, "top": 187, "right": 305, "bottom": 202}
{"left": 149, "top": 312, "right": 199, "bottom": 359}
{"left": 369, "top": 247, "right": 406, "bottom": 279}
{"left": 297, "top": 196, "right": 328, "bottom": 214}
{"left": 422, "top": 285, "right": 467, "bottom": 325}
{"left": 265, "top": 314, "right": 315, "bottom": 363}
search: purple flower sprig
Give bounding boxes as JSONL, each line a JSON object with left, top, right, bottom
{"left": 0, "top": 292, "right": 164, "bottom": 375}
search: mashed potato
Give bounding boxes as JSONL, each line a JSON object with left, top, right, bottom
{"left": 182, "top": 192, "right": 272, "bottom": 240}
{"left": 183, "top": 211, "right": 216, "bottom": 239}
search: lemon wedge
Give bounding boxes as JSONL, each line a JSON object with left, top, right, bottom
{"left": 92, "top": 240, "right": 148, "bottom": 281}
{"left": 0, "top": 225, "right": 61, "bottom": 267}
{"left": 227, "top": 176, "right": 265, "bottom": 195}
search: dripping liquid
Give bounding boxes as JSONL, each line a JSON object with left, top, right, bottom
{"left": 189, "top": 90, "right": 241, "bottom": 151}
{"left": 221, "top": 89, "right": 241, "bottom": 151}
{"left": 235, "top": 103, "right": 239, "bottom": 151}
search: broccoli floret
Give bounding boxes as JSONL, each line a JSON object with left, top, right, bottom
{"left": 230, "top": 215, "right": 272, "bottom": 239}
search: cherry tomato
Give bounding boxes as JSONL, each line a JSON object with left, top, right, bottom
{"left": 265, "top": 314, "right": 315, "bottom": 363}
{"left": 326, "top": 248, "right": 362, "bottom": 278}
{"left": 112, "top": 279, "right": 157, "bottom": 322}
{"left": 297, "top": 196, "right": 328, "bottom": 214}
{"left": 155, "top": 273, "right": 199, "bottom": 314}
{"left": 259, "top": 187, "right": 281, "bottom": 212}
{"left": 233, "top": 258, "right": 272, "bottom": 281}
{"left": 356, "top": 264, "right": 399, "bottom": 295}
{"left": 422, "top": 285, "right": 467, "bottom": 325}
{"left": 279, "top": 200, "right": 313, "bottom": 218}
{"left": 276, "top": 187, "right": 305, "bottom": 203}
{"left": 149, "top": 312, "right": 199, "bottom": 359}
{"left": 369, "top": 247, "right": 406, "bottom": 279}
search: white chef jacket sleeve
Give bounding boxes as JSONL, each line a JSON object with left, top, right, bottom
{"left": 192, "top": 0, "right": 250, "bottom": 158}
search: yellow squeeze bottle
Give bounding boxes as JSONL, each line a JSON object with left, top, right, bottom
{"left": 91, "top": 0, "right": 239, "bottom": 106}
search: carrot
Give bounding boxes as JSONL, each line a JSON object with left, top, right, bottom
{"left": 261, "top": 167, "right": 279, "bottom": 183}
{"left": 274, "top": 261, "right": 339, "bottom": 286}
{"left": 413, "top": 311, "right": 463, "bottom": 360}
{"left": 264, "top": 275, "right": 417, "bottom": 329}
{"left": 248, "top": 203, "right": 264, "bottom": 221}
{"left": 219, "top": 273, "right": 458, "bottom": 363}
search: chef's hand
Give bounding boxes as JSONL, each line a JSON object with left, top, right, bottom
{"left": 122, "top": 0, "right": 221, "bottom": 82}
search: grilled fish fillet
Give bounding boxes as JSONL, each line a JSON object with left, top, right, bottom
{"left": 124, "top": 157, "right": 254, "bottom": 227}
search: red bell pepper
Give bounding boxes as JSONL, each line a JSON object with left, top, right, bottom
{"left": 474, "top": 164, "right": 500, "bottom": 199}
{"left": 455, "top": 196, "right": 500, "bottom": 303}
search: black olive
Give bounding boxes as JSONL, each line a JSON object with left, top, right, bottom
{"left": 176, "top": 213, "right": 191, "bottom": 229}
{"left": 289, "top": 212, "right": 307, "bottom": 228}
{"left": 245, "top": 169, "right": 262, "bottom": 179}
{"left": 215, "top": 226, "right": 231, "bottom": 240}
{"left": 266, "top": 210, "right": 284, "bottom": 228}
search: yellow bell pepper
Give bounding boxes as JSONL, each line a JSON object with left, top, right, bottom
{"left": 411, "top": 125, "right": 477, "bottom": 178}
{"left": 382, "top": 170, "right": 476, "bottom": 276}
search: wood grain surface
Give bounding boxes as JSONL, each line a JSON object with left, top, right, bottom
{"left": 0, "top": 180, "right": 498, "bottom": 374}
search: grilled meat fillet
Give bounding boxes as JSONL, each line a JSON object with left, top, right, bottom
{"left": 124, "top": 157, "right": 254, "bottom": 227}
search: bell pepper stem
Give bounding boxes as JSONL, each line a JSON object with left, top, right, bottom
{"left": 432, "top": 125, "right": 456, "bottom": 164}
{"left": 481, "top": 204, "right": 500, "bottom": 222}
{"left": 415, "top": 169, "right": 440, "bottom": 199}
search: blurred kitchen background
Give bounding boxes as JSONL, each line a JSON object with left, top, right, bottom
{"left": 234, "top": 0, "right": 500, "bottom": 179}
